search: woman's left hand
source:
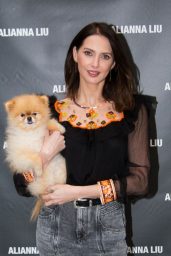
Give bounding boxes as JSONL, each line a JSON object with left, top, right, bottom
{"left": 41, "top": 184, "right": 79, "bottom": 206}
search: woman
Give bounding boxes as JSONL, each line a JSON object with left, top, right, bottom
{"left": 14, "top": 22, "right": 150, "bottom": 255}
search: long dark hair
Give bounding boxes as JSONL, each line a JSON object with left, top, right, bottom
{"left": 64, "top": 22, "right": 140, "bottom": 112}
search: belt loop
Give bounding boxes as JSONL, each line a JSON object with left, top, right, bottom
{"left": 89, "top": 199, "right": 93, "bottom": 207}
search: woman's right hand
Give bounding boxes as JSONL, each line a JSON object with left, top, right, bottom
{"left": 40, "top": 130, "right": 65, "bottom": 169}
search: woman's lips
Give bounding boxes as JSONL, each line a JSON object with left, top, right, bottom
{"left": 87, "top": 70, "right": 100, "bottom": 77}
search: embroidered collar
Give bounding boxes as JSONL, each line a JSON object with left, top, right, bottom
{"left": 54, "top": 98, "right": 124, "bottom": 130}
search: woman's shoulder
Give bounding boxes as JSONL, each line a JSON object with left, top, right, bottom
{"left": 53, "top": 97, "right": 75, "bottom": 124}
{"left": 125, "top": 94, "right": 148, "bottom": 117}
{"left": 54, "top": 97, "right": 72, "bottom": 113}
{"left": 122, "top": 94, "right": 151, "bottom": 133}
{"left": 47, "top": 95, "right": 70, "bottom": 121}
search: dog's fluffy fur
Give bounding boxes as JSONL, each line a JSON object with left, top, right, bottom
{"left": 4, "top": 94, "right": 66, "bottom": 219}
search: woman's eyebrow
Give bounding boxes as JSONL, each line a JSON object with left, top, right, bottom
{"left": 83, "top": 47, "right": 113, "bottom": 55}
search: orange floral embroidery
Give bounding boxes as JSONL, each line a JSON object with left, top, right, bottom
{"left": 101, "top": 120, "right": 107, "bottom": 126}
{"left": 67, "top": 114, "right": 77, "bottom": 122}
{"left": 61, "top": 112, "right": 68, "bottom": 118}
{"left": 87, "top": 121, "right": 97, "bottom": 129}
{"left": 106, "top": 111, "right": 116, "bottom": 119}
{"left": 76, "top": 122, "right": 82, "bottom": 126}
{"left": 86, "top": 109, "right": 98, "bottom": 119}
{"left": 54, "top": 99, "right": 124, "bottom": 130}
{"left": 55, "top": 100, "right": 69, "bottom": 112}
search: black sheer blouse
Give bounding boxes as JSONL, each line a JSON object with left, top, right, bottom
{"left": 13, "top": 95, "right": 150, "bottom": 201}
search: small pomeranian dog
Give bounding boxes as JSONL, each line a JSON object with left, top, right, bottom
{"left": 4, "top": 94, "right": 66, "bottom": 219}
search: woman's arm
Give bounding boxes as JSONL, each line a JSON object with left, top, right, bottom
{"left": 40, "top": 130, "right": 65, "bottom": 169}
{"left": 41, "top": 183, "right": 100, "bottom": 206}
{"left": 13, "top": 130, "right": 65, "bottom": 197}
{"left": 125, "top": 104, "right": 150, "bottom": 196}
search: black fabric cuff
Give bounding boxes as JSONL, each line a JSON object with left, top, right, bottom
{"left": 13, "top": 173, "right": 32, "bottom": 197}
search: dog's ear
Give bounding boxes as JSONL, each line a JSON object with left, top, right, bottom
{"left": 39, "top": 95, "right": 49, "bottom": 106}
{"left": 4, "top": 100, "right": 15, "bottom": 112}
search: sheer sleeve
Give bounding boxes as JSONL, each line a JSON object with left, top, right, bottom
{"left": 126, "top": 104, "right": 150, "bottom": 196}
{"left": 115, "top": 104, "right": 150, "bottom": 201}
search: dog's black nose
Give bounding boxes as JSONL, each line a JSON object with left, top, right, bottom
{"left": 27, "top": 116, "right": 33, "bottom": 124}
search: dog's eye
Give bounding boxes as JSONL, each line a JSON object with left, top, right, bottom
{"left": 20, "top": 113, "right": 25, "bottom": 117}
{"left": 32, "top": 112, "right": 37, "bottom": 116}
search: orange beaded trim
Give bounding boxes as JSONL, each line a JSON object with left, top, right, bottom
{"left": 23, "top": 170, "right": 34, "bottom": 183}
{"left": 97, "top": 179, "right": 117, "bottom": 204}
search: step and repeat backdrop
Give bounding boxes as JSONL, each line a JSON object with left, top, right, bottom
{"left": 0, "top": 0, "right": 171, "bottom": 255}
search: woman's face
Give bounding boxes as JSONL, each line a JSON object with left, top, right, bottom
{"left": 73, "top": 34, "right": 115, "bottom": 87}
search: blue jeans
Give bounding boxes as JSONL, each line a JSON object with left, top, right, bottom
{"left": 36, "top": 200, "right": 127, "bottom": 256}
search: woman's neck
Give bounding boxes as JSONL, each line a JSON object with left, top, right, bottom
{"left": 76, "top": 83, "right": 105, "bottom": 107}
